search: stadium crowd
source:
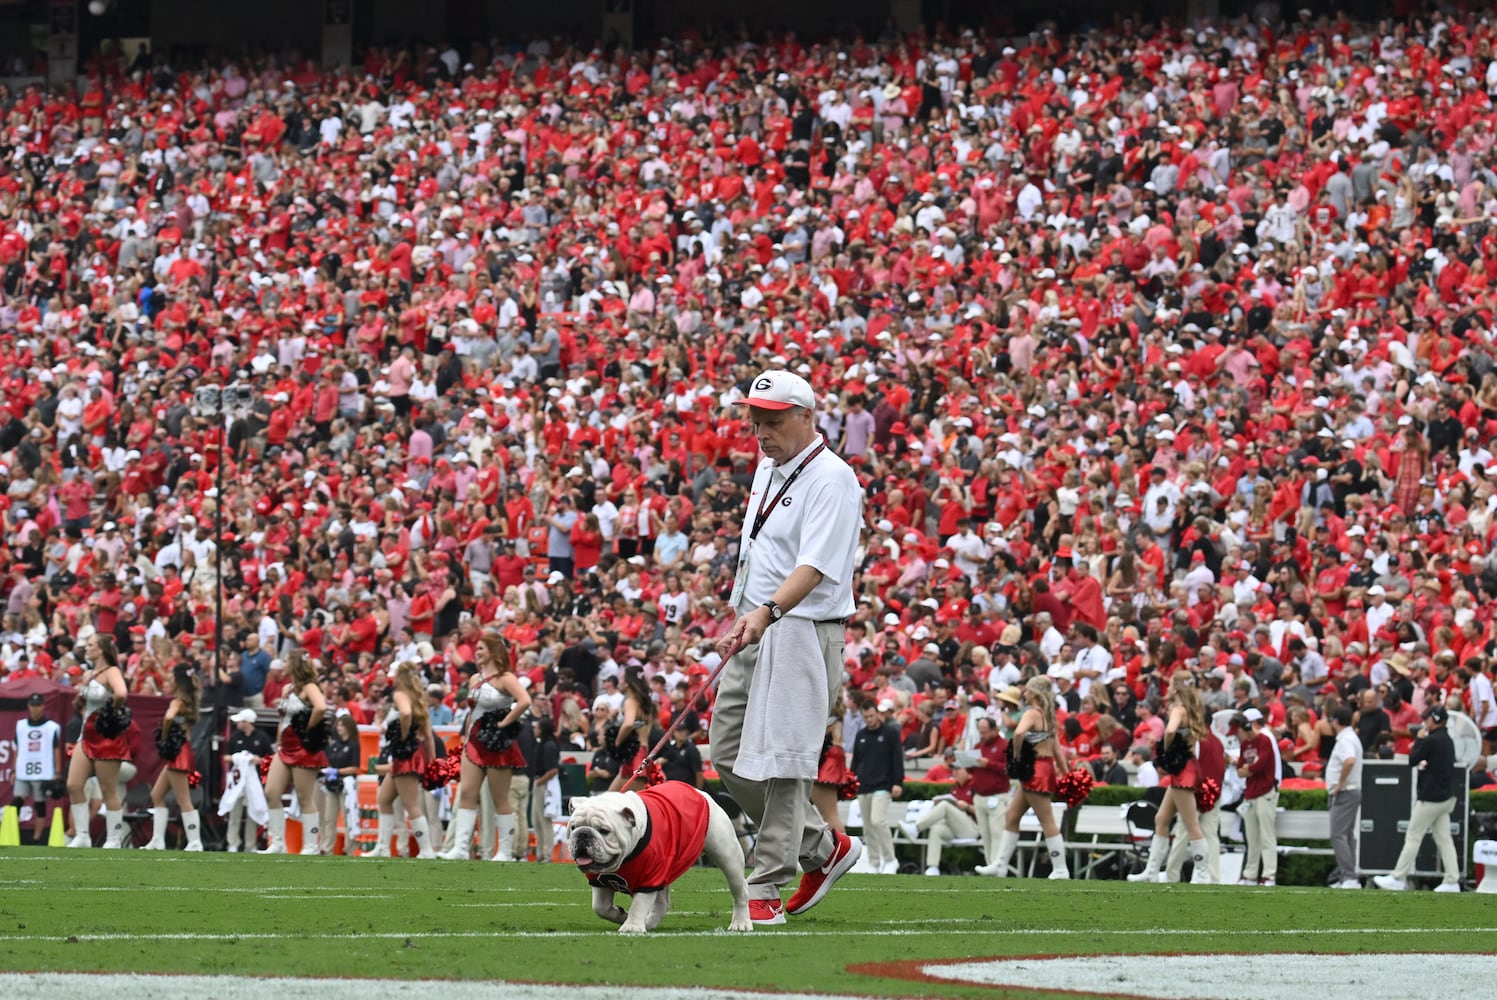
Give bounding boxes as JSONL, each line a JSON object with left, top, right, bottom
{"left": 4, "top": 5, "right": 1497, "bottom": 861}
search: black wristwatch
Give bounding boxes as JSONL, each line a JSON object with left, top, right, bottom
{"left": 761, "top": 601, "right": 784, "bottom": 624}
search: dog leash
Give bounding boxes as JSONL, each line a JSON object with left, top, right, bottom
{"left": 617, "top": 653, "right": 732, "bottom": 793}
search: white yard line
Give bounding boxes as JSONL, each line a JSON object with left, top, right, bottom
{"left": 0, "top": 975, "right": 872, "bottom": 1000}
{"left": 8, "top": 927, "right": 1497, "bottom": 942}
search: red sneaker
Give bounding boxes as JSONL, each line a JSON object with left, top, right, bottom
{"left": 748, "top": 898, "right": 785, "bottom": 925}
{"left": 786, "top": 832, "right": 862, "bottom": 915}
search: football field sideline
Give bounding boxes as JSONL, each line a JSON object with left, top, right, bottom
{"left": 3, "top": 849, "right": 1491, "bottom": 999}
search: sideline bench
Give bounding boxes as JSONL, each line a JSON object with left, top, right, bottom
{"left": 1275, "top": 809, "right": 1333, "bottom": 857}
{"left": 841, "top": 798, "right": 1070, "bottom": 874}
{"left": 1063, "top": 804, "right": 1146, "bottom": 879}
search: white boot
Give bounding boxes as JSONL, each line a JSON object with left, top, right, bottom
{"left": 102, "top": 809, "right": 126, "bottom": 849}
{"left": 975, "top": 830, "right": 1019, "bottom": 877}
{"left": 182, "top": 810, "right": 203, "bottom": 852}
{"left": 440, "top": 808, "right": 478, "bottom": 860}
{"left": 67, "top": 803, "right": 92, "bottom": 848}
{"left": 362, "top": 813, "right": 393, "bottom": 858}
{"left": 491, "top": 813, "right": 517, "bottom": 861}
{"left": 256, "top": 808, "right": 286, "bottom": 854}
{"left": 144, "top": 807, "right": 168, "bottom": 850}
{"left": 411, "top": 816, "right": 436, "bottom": 859}
{"left": 391, "top": 801, "right": 408, "bottom": 856}
{"left": 1189, "top": 840, "right": 1214, "bottom": 884}
{"left": 1045, "top": 835, "right": 1069, "bottom": 880}
{"left": 300, "top": 814, "right": 321, "bottom": 855}
{"left": 1127, "top": 835, "right": 1169, "bottom": 882}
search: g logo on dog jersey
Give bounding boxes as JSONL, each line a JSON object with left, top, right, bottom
{"left": 754, "top": 377, "right": 774, "bottom": 391}
{"left": 595, "top": 872, "right": 629, "bottom": 893}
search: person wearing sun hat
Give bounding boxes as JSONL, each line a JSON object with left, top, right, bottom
{"left": 711, "top": 369, "right": 866, "bottom": 924}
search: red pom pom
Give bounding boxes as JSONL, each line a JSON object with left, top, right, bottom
{"left": 257, "top": 755, "right": 272, "bottom": 783}
{"left": 188, "top": 770, "right": 202, "bottom": 788}
{"left": 421, "top": 755, "right": 463, "bottom": 790}
{"left": 1194, "top": 777, "right": 1221, "bottom": 813}
{"left": 1056, "top": 768, "right": 1094, "bottom": 809}
{"left": 837, "top": 774, "right": 860, "bottom": 801}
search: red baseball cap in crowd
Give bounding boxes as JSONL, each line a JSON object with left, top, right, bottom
{"left": 740, "top": 370, "right": 815, "bottom": 410}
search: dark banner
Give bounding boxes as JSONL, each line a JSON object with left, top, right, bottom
{"left": 1, "top": 678, "right": 171, "bottom": 807}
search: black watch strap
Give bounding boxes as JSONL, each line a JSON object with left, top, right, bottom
{"left": 762, "top": 601, "right": 784, "bottom": 623}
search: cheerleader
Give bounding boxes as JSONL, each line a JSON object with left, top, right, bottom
{"left": 985, "top": 676, "right": 1071, "bottom": 880}
{"left": 606, "top": 665, "right": 657, "bottom": 792}
{"left": 259, "top": 651, "right": 329, "bottom": 855}
{"left": 1128, "top": 671, "right": 1214, "bottom": 883}
{"left": 315, "top": 713, "right": 361, "bottom": 855}
{"left": 144, "top": 665, "right": 203, "bottom": 851}
{"left": 66, "top": 634, "right": 132, "bottom": 849}
{"left": 366, "top": 661, "right": 437, "bottom": 859}
{"left": 439, "top": 636, "right": 531, "bottom": 861}
{"left": 811, "top": 715, "right": 849, "bottom": 833}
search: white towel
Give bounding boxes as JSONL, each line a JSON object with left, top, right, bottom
{"left": 343, "top": 777, "right": 359, "bottom": 838}
{"left": 218, "top": 751, "right": 269, "bottom": 826}
{"left": 541, "top": 775, "right": 562, "bottom": 819}
{"left": 733, "top": 616, "right": 827, "bottom": 782}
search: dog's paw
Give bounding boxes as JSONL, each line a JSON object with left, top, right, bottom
{"left": 599, "top": 906, "right": 627, "bottom": 925}
{"left": 617, "top": 922, "right": 648, "bottom": 935}
{"left": 728, "top": 915, "right": 753, "bottom": 933}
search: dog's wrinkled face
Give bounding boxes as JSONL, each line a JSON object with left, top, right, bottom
{"left": 569, "top": 792, "right": 642, "bottom": 876}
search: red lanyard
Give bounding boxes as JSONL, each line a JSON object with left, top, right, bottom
{"left": 749, "top": 441, "right": 826, "bottom": 542}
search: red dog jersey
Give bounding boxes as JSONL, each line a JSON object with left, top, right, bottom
{"left": 586, "top": 782, "right": 710, "bottom": 895}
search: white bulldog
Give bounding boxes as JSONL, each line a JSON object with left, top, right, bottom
{"left": 569, "top": 784, "right": 751, "bottom": 934}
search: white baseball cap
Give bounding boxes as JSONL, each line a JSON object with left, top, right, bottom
{"left": 740, "top": 369, "right": 815, "bottom": 411}
{"left": 231, "top": 709, "right": 257, "bottom": 724}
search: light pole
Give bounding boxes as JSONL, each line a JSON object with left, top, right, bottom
{"left": 191, "top": 381, "right": 256, "bottom": 841}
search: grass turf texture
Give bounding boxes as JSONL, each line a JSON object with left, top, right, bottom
{"left": 0, "top": 848, "right": 1490, "bottom": 998}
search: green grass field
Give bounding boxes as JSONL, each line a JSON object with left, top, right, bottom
{"left": 0, "top": 848, "right": 1491, "bottom": 998}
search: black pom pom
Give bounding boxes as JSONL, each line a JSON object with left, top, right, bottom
{"left": 292, "top": 710, "right": 329, "bottom": 752}
{"left": 471, "top": 710, "right": 520, "bottom": 753}
{"left": 154, "top": 723, "right": 187, "bottom": 760}
{"left": 93, "top": 702, "right": 132, "bottom": 738}
{"left": 383, "top": 718, "right": 422, "bottom": 760}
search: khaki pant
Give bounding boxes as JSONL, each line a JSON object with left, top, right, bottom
{"left": 859, "top": 790, "right": 894, "bottom": 868}
{"left": 917, "top": 799, "right": 979, "bottom": 870}
{"left": 1165, "top": 806, "right": 1221, "bottom": 881}
{"left": 709, "top": 622, "right": 843, "bottom": 898}
{"left": 1240, "top": 790, "right": 1279, "bottom": 881}
{"left": 1391, "top": 796, "right": 1459, "bottom": 884}
{"left": 224, "top": 798, "right": 250, "bottom": 850}
{"left": 508, "top": 773, "right": 532, "bottom": 858}
{"left": 973, "top": 792, "right": 1010, "bottom": 864}
{"left": 530, "top": 776, "right": 559, "bottom": 860}
{"left": 316, "top": 785, "right": 345, "bottom": 854}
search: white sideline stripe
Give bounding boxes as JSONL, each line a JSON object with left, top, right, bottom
{"left": 929, "top": 953, "right": 1492, "bottom": 1000}
{"left": 260, "top": 894, "right": 384, "bottom": 900}
{"left": 7, "top": 885, "right": 391, "bottom": 894}
{"left": 0, "top": 974, "right": 871, "bottom": 1000}
{"left": 448, "top": 903, "right": 715, "bottom": 914}
{"left": 11, "top": 927, "right": 1497, "bottom": 942}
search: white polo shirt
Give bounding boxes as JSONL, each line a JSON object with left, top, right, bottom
{"left": 735, "top": 436, "right": 862, "bottom": 620}
{"left": 1324, "top": 726, "right": 1363, "bottom": 793}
